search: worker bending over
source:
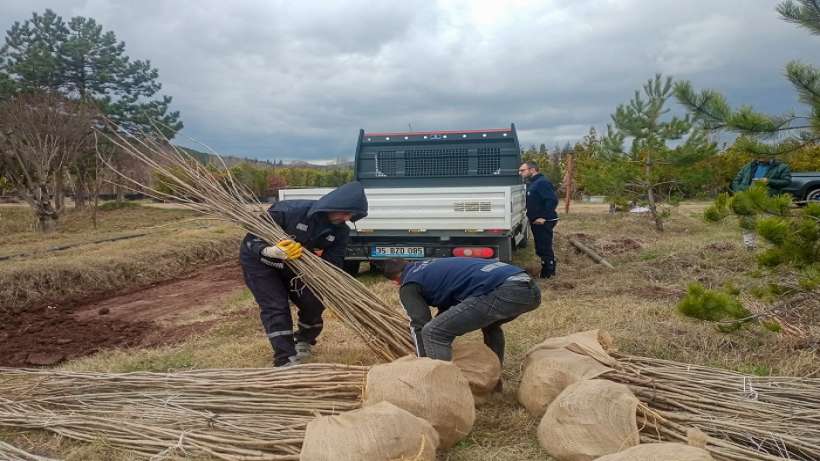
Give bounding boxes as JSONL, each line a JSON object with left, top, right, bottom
{"left": 383, "top": 257, "right": 541, "bottom": 364}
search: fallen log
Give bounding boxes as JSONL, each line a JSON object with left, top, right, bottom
{"left": 568, "top": 237, "right": 615, "bottom": 269}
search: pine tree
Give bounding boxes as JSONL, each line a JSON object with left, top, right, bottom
{"left": 695, "top": 183, "right": 820, "bottom": 334}
{"left": 603, "top": 74, "right": 717, "bottom": 230}
{"left": 1, "top": 9, "right": 181, "bottom": 134}
{"left": 675, "top": 2, "right": 820, "bottom": 330}
{"left": 675, "top": 1, "right": 820, "bottom": 152}
{"left": 0, "top": 9, "right": 182, "bottom": 213}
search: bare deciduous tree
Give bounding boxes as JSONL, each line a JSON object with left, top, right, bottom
{"left": 0, "top": 92, "right": 97, "bottom": 231}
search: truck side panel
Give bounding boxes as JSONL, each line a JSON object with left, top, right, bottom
{"left": 279, "top": 186, "right": 526, "bottom": 231}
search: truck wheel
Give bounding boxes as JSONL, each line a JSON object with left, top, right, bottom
{"left": 807, "top": 187, "right": 820, "bottom": 203}
{"left": 497, "top": 237, "right": 513, "bottom": 263}
{"left": 343, "top": 260, "right": 361, "bottom": 276}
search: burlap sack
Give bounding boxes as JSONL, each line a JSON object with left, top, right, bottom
{"left": 452, "top": 341, "right": 501, "bottom": 403}
{"left": 364, "top": 356, "right": 475, "bottom": 449}
{"left": 300, "top": 401, "right": 439, "bottom": 461}
{"left": 526, "top": 329, "right": 617, "bottom": 367}
{"left": 593, "top": 443, "right": 714, "bottom": 461}
{"left": 537, "top": 379, "right": 639, "bottom": 461}
{"left": 518, "top": 348, "right": 612, "bottom": 416}
{"left": 522, "top": 330, "right": 614, "bottom": 365}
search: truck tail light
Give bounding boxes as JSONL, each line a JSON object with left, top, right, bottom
{"left": 485, "top": 228, "right": 506, "bottom": 234}
{"left": 453, "top": 247, "right": 495, "bottom": 258}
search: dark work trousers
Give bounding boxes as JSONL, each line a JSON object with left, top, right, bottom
{"left": 240, "top": 256, "right": 325, "bottom": 366}
{"left": 531, "top": 220, "right": 557, "bottom": 270}
{"left": 419, "top": 279, "right": 541, "bottom": 363}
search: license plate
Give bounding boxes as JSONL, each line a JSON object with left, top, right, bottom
{"left": 371, "top": 246, "right": 425, "bottom": 258}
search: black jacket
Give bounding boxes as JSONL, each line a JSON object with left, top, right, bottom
{"left": 525, "top": 173, "right": 559, "bottom": 222}
{"left": 240, "top": 182, "right": 368, "bottom": 268}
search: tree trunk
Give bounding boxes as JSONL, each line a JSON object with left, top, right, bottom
{"left": 644, "top": 150, "right": 664, "bottom": 232}
{"left": 55, "top": 170, "right": 65, "bottom": 213}
{"left": 115, "top": 183, "right": 125, "bottom": 203}
{"left": 647, "top": 184, "right": 664, "bottom": 231}
{"left": 92, "top": 189, "right": 99, "bottom": 229}
{"left": 563, "top": 154, "right": 574, "bottom": 215}
{"left": 75, "top": 178, "right": 87, "bottom": 209}
{"left": 38, "top": 212, "right": 57, "bottom": 232}
{"left": 35, "top": 185, "right": 58, "bottom": 233}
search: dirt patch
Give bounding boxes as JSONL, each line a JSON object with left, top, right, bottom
{"left": 0, "top": 262, "right": 245, "bottom": 367}
{"left": 569, "top": 233, "right": 642, "bottom": 257}
{"left": 73, "top": 262, "right": 244, "bottom": 325}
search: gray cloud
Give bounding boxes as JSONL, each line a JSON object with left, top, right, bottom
{"left": 1, "top": 0, "right": 815, "bottom": 160}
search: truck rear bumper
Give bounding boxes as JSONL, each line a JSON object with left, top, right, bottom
{"left": 345, "top": 235, "right": 516, "bottom": 262}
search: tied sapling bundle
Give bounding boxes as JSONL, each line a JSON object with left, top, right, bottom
{"left": 0, "top": 365, "right": 368, "bottom": 460}
{"left": 98, "top": 126, "right": 414, "bottom": 361}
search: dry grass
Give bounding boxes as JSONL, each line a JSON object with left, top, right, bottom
{"left": 2, "top": 201, "right": 818, "bottom": 460}
{"left": 0, "top": 204, "right": 242, "bottom": 311}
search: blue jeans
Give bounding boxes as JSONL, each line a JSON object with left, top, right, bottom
{"left": 421, "top": 280, "right": 541, "bottom": 363}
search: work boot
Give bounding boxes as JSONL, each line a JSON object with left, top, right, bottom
{"left": 276, "top": 355, "right": 303, "bottom": 368}
{"left": 295, "top": 341, "right": 312, "bottom": 360}
{"left": 539, "top": 260, "right": 556, "bottom": 279}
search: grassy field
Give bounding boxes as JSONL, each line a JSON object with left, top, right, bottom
{"left": 2, "top": 201, "right": 817, "bottom": 460}
{"left": 0, "top": 203, "right": 242, "bottom": 311}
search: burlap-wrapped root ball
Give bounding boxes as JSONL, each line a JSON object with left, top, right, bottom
{"left": 537, "top": 379, "right": 639, "bottom": 461}
{"left": 526, "top": 329, "right": 617, "bottom": 367}
{"left": 300, "top": 401, "right": 439, "bottom": 461}
{"left": 593, "top": 443, "right": 715, "bottom": 461}
{"left": 364, "top": 356, "right": 475, "bottom": 449}
{"left": 452, "top": 341, "right": 501, "bottom": 404}
{"left": 518, "top": 348, "right": 612, "bottom": 416}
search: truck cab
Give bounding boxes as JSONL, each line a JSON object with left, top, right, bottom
{"left": 279, "top": 124, "right": 528, "bottom": 274}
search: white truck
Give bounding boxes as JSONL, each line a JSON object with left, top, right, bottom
{"left": 279, "top": 125, "right": 529, "bottom": 274}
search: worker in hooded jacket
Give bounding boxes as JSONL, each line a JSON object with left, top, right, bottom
{"left": 239, "top": 182, "right": 368, "bottom": 367}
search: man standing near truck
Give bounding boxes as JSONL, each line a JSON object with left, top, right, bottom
{"left": 730, "top": 154, "right": 792, "bottom": 195}
{"left": 730, "top": 155, "right": 791, "bottom": 249}
{"left": 518, "top": 161, "right": 559, "bottom": 278}
{"left": 239, "top": 182, "right": 368, "bottom": 367}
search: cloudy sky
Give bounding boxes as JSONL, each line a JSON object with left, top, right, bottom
{"left": 1, "top": 0, "right": 815, "bottom": 161}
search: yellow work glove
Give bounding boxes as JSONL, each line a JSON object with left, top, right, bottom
{"left": 261, "top": 239, "right": 303, "bottom": 261}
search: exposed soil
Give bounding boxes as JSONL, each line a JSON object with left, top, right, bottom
{"left": 0, "top": 262, "right": 245, "bottom": 367}
{"left": 569, "top": 233, "right": 643, "bottom": 257}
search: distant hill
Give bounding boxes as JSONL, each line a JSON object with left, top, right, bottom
{"left": 173, "top": 145, "right": 352, "bottom": 170}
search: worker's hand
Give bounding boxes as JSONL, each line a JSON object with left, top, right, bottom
{"left": 533, "top": 218, "right": 546, "bottom": 225}
{"left": 261, "top": 239, "right": 303, "bottom": 261}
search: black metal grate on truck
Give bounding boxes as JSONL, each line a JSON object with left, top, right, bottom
{"left": 476, "top": 147, "right": 501, "bottom": 175}
{"left": 405, "top": 148, "right": 469, "bottom": 176}
{"left": 355, "top": 125, "right": 522, "bottom": 187}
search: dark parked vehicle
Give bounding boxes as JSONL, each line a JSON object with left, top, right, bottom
{"left": 783, "top": 172, "right": 820, "bottom": 203}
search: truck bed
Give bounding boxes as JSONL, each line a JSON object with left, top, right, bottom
{"left": 279, "top": 185, "right": 526, "bottom": 233}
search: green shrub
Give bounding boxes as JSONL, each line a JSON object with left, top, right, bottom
{"left": 677, "top": 282, "right": 750, "bottom": 322}
{"left": 761, "top": 319, "right": 782, "bottom": 333}
{"left": 98, "top": 201, "right": 141, "bottom": 211}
